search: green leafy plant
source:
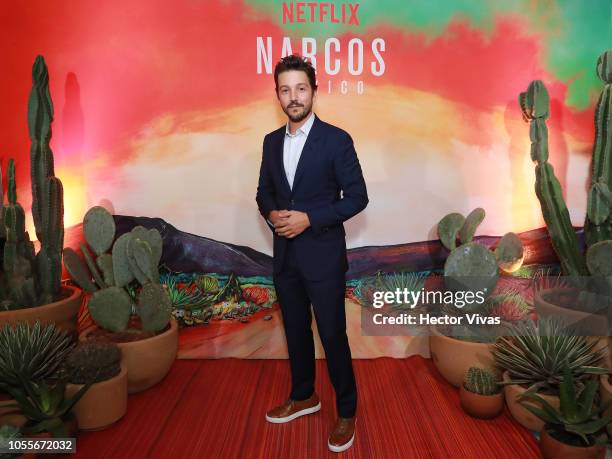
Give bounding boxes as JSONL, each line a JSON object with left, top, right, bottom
{"left": 0, "top": 322, "right": 74, "bottom": 387}
{"left": 463, "top": 367, "right": 500, "bottom": 395}
{"left": 63, "top": 206, "right": 172, "bottom": 333}
{"left": 520, "top": 366, "right": 612, "bottom": 447}
{"left": 492, "top": 318, "right": 607, "bottom": 394}
{"left": 63, "top": 341, "right": 121, "bottom": 385}
{"left": 0, "top": 379, "right": 90, "bottom": 437}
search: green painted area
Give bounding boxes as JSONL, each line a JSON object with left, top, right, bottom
{"left": 246, "top": 0, "right": 611, "bottom": 108}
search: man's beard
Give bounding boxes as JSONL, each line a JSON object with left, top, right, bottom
{"left": 284, "top": 103, "right": 312, "bottom": 122}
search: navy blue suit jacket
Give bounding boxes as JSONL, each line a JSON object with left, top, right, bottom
{"left": 256, "top": 115, "right": 368, "bottom": 281}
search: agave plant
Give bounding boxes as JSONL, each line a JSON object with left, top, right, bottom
{"left": 0, "top": 424, "right": 21, "bottom": 459}
{"left": 493, "top": 318, "right": 607, "bottom": 393}
{"left": 0, "top": 379, "right": 90, "bottom": 437}
{"left": 0, "top": 322, "right": 74, "bottom": 387}
{"left": 353, "top": 271, "right": 428, "bottom": 310}
{"left": 520, "top": 366, "right": 612, "bottom": 446}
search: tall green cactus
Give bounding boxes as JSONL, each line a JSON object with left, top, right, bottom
{"left": 519, "top": 80, "right": 588, "bottom": 276}
{"left": 28, "top": 55, "right": 64, "bottom": 304}
{"left": 585, "top": 51, "right": 612, "bottom": 246}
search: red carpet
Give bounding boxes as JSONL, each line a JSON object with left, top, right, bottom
{"left": 74, "top": 357, "right": 540, "bottom": 458}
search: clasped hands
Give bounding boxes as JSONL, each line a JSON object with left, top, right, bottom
{"left": 269, "top": 210, "right": 310, "bottom": 238}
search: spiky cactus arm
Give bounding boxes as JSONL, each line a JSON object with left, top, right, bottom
{"left": 28, "top": 55, "right": 55, "bottom": 243}
{"left": 585, "top": 51, "right": 612, "bottom": 245}
{"left": 27, "top": 56, "right": 64, "bottom": 301}
{"left": 520, "top": 80, "right": 587, "bottom": 276}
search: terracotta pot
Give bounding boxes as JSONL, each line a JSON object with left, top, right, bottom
{"left": 65, "top": 363, "right": 128, "bottom": 431}
{"left": 429, "top": 327, "right": 495, "bottom": 387}
{"left": 0, "top": 285, "right": 82, "bottom": 334}
{"left": 80, "top": 318, "right": 178, "bottom": 393}
{"left": 535, "top": 288, "right": 609, "bottom": 336}
{"left": 539, "top": 428, "right": 605, "bottom": 459}
{"left": 503, "top": 371, "right": 560, "bottom": 431}
{"left": 0, "top": 391, "right": 26, "bottom": 428}
{"left": 599, "top": 374, "right": 612, "bottom": 437}
{"left": 459, "top": 385, "right": 504, "bottom": 419}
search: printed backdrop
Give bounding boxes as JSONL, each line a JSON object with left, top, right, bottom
{"left": 1, "top": 1, "right": 610, "bottom": 358}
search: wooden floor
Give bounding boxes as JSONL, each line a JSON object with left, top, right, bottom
{"left": 74, "top": 356, "right": 540, "bottom": 458}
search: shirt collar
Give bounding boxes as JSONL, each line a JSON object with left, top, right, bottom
{"left": 285, "top": 112, "right": 315, "bottom": 137}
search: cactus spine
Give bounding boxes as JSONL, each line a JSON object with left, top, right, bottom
{"left": 519, "top": 80, "right": 587, "bottom": 276}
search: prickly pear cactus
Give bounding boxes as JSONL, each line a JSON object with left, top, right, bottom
{"left": 112, "top": 233, "right": 135, "bottom": 287}
{"left": 437, "top": 213, "right": 465, "bottom": 251}
{"left": 586, "top": 240, "right": 612, "bottom": 277}
{"left": 459, "top": 208, "right": 485, "bottom": 244}
{"left": 63, "top": 247, "right": 98, "bottom": 293}
{"left": 494, "top": 232, "right": 524, "bottom": 273}
{"left": 88, "top": 286, "right": 132, "bottom": 332}
{"left": 136, "top": 283, "right": 172, "bottom": 332}
{"left": 83, "top": 206, "right": 116, "bottom": 256}
{"left": 444, "top": 242, "right": 498, "bottom": 307}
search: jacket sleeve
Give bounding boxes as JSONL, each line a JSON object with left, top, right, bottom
{"left": 256, "top": 134, "right": 277, "bottom": 231}
{"left": 307, "top": 132, "right": 368, "bottom": 234}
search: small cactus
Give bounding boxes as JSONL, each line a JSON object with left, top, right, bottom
{"left": 64, "top": 206, "right": 171, "bottom": 334}
{"left": 463, "top": 367, "right": 499, "bottom": 395}
{"left": 64, "top": 341, "right": 121, "bottom": 384}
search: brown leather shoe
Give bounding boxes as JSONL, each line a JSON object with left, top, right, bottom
{"left": 265, "top": 393, "right": 321, "bottom": 423}
{"left": 328, "top": 416, "right": 356, "bottom": 453}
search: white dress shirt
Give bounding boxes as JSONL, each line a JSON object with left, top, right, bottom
{"left": 283, "top": 112, "right": 315, "bottom": 190}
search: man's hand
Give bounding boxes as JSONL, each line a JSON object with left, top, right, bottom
{"left": 273, "top": 210, "right": 311, "bottom": 238}
{"left": 268, "top": 210, "right": 288, "bottom": 227}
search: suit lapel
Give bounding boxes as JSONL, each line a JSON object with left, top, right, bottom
{"left": 274, "top": 130, "right": 291, "bottom": 195}
{"left": 291, "top": 115, "right": 323, "bottom": 194}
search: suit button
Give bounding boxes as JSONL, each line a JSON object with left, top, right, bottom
{"left": 290, "top": 199, "right": 295, "bottom": 205}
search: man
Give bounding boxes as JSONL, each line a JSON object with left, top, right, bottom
{"left": 256, "top": 54, "right": 368, "bottom": 453}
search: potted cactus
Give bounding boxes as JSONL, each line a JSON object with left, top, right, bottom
{"left": 493, "top": 318, "right": 607, "bottom": 431}
{"left": 64, "top": 206, "right": 177, "bottom": 393}
{"left": 0, "top": 424, "right": 30, "bottom": 459}
{"left": 63, "top": 341, "right": 127, "bottom": 431}
{"left": 520, "top": 367, "right": 610, "bottom": 459}
{"left": 0, "top": 55, "right": 82, "bottom": 332}
{"left": 459, "top": 367, "right": 504, "bottom": 419}
{"left": 0, "top": 321, "right": 75, "bottom": 427}
{"left": 429, "top": 207, "right": 524, "bottom": 387}
{"left": 519, "top": 54, "right": 612, "bottom": 334}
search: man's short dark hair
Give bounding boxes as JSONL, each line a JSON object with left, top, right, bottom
{"left": 274, "top": 54, "right": 317, "bottom": 92}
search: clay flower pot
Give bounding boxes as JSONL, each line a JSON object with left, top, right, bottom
{"left": 599, "top": 374, "right": 612, "bottom": 437}
{"left": 535, "top": 288, "right": 609, "bottom": 336}
{"left": 429, "top": 327, "right": 495, "bottom": 387}
{"left": 503, "top": 371, "right": 560, "bottom": 431}
{"left": 459, "top": 385, "right": 504, "bottom": 419}
{"left": 65, "top": 363, "right": 128, "bottom": 431}
{"left": 80, "top": 318, "right": 178, "bottom": 393}
{"left": 539, "top": 428, "right": 605, "bottom": 459}
{"left": 0, "top": 391, "right": 26, "bottom": 427}
{"left": 0, "top": 285, "right": 82, "bottom": 333}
